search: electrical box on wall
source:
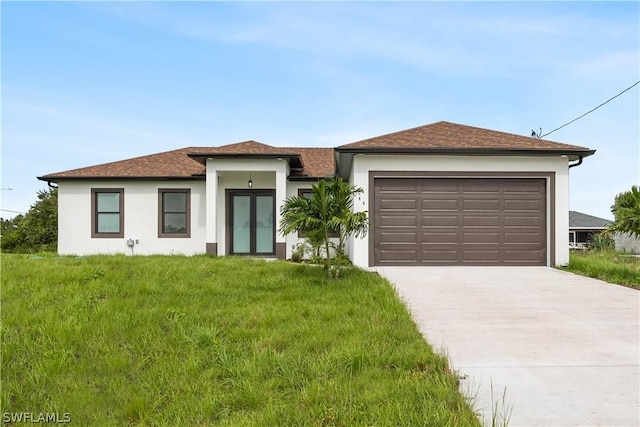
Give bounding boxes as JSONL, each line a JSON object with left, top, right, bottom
{"left": 126, "top": 239, "right": 135, "bottom": 247}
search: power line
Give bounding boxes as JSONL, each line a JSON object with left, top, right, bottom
{"left": 534, "top": 80, "right": 640, "bottom": 139}
{"left": 0, "top": 209, "right": 25, "bottom": 215}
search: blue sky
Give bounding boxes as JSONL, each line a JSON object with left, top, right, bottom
{"left": 2, "top": 1, "right": 638, "bottom": 220}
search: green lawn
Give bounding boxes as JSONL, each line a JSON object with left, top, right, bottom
{"left": 1, "top": 254, "right": 479, "bottom": 426}
{"left": 560, "top": 250, "right": 640, "bottom": 289}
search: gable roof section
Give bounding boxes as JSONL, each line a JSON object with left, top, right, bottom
{"left": 188, "top": 140, "right": 305, "bottom": 171}
{"left": 38, "top": 141, "right": 335, "bottom": 181}
{"left": 569, "top": 211, "right": 612, "bottom": 229}
{"left": 338, "top": 121, "right": 594, "bottom": 156}
{"left": 334, "top": 121, "right": 595, "bottom": 180}
{"left": 188, "top": 141, "right": 335, "bottom": 179}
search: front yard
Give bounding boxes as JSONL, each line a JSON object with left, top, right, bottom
{"left": 560, "top": 250, "right": 640, "bottom": 289}
{"left": 1, "top": 255, "right": 479, "bottom": 425}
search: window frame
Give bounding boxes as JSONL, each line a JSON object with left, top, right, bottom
{"left": 91, "top": 188, "right": 125, "bottom": 238}
{"left": 297, "top": 189, "right": 339, "bottom": 238}
{"left": 158, "top": 188, "right": 191, "bottom": 238}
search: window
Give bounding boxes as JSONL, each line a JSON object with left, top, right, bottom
{"left": 297, "top": 189, "right": 339, "bottom": 238}
{"left": 91, "top": 188, "right": 124, "bottom": 238}
{"left": 158, "top": 189, "right": 191, "bottom": 238}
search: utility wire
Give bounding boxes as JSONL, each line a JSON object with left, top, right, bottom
{"left": 537, "top": 80, "right": 640, "bottom": 139}
{"left": 0, "top": 209, "right": 25, "bottom": 215}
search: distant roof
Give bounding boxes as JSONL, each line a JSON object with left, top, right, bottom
{"left": 338, "top": 121, "right": 594, "bottom": 158}
{"left": 569, "top": 211, "right": 612, "bottom": 229}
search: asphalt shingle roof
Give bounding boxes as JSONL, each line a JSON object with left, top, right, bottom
{"left": 38, "top": 121, "right": 594, "bottom": 181}
{"left": 39, "top": 142, "right": 335, "bottom": 180}
{"left": 338, "top": 121, "right": 592, "bottom": 152}
{"left": 569, "top": 211, "right": 612, "bottom": 229}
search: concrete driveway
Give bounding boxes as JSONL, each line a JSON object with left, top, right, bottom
{"left": 376, "top": 266, "right": 639, "bottom": 427}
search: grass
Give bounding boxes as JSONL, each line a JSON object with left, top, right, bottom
{"left": 560, "top": 250, "right": 640, "bottom": 289}
{"left": 1, "top": 254, "right": 479, "bottom": 426}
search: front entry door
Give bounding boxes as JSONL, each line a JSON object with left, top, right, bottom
{"left": 229, "top": 190, "right": 275, "bottom": 256}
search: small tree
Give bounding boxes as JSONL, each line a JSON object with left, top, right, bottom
{"left": 279, "top": 178, "right": 368, "bottom": 279}
{"left": 326, "top": 177, "right": 368, "bottom": 279}
{"left": 1, "top": 215, "right": 24, "bottom": 252}
{"left": 1, "top": 188, "right": 58, "bottom": 253}
{"left": 279, "top": 180, "right": 335, "bottom": 275}
{"left": 609, "top": 185, "right": 640, "bottom": 238}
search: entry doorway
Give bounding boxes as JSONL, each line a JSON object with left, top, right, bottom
{"left": 227, "top": 190, "right": 275, "bottom": 256}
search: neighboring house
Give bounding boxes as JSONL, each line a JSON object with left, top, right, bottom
{"left": 38, "top": 121, "right": 595, "bottom": 267}
{"left": 568, "top": 210, "right": 612, "bottom": 248}
{"left": 568, "top": 210, "right": 640, "bottom": 253}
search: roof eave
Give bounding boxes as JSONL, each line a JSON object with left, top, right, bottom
{"left": 335, "top": 147, "right": 596, "bottom": 157}
{"left": 37, "top": 175, "right": 205, "bottom": 183}
{"left": 287, "top": 175, "right": 336, "bottom": 182}
{"left": 188, "top": 152, "right": 302, "bottom": 164}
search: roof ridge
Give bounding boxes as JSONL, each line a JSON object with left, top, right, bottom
{"left": 216, "top": 140, "right": 275, "bottom": 149}
{"left": 436, "top": 121, "right": 581, "bottom": 148}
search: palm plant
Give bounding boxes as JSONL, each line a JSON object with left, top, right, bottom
{"left": 609, "top": 185, "right": 640, "bottom": 238}
{"left": 327, "top": 177, "right": 368, "bottom": 279}
{"left": 279, "top": 180, "right": 335, "bottom": 275}
{"left": 279, "top": 177, "right": 368, "bottom": 279}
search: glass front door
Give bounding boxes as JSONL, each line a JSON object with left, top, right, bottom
{"left": 230, "top": 191, "right": 275, "bottom": 255}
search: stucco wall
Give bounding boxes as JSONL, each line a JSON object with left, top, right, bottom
{"left": 347, "top": 154, "right": 570, "bottom": 268}
{"left": 615, "top": 233, "right": 640, "bottom": 254}
{"left": 58, "top": 180, "right": 206, "bottom": 255}
{"left": 205, "top": 158, "right": 288, "bottom": 256}
{"left": 58, "top": 168, "right": 329, "bottom": 259}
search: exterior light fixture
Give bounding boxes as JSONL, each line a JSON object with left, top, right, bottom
{"left": 248, "top": 172, "right": 253, "bottom": 189}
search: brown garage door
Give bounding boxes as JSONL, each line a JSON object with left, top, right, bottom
{"left": 374, "top": 178, "right": 546, "bottom": 265}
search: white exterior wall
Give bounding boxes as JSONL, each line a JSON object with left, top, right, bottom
{"left": 285, "top": 181, "right": 314, "bottom": 259}
{"left": 347, "top": 154, "right": 570, "bottom": 268}
{"left": 57, "top": 180, "right": 206, "bottom": 256}
{"left": 614, "top": 233, "right": 640, "bottom": 254}
{"left": 205, "top": 158, "right": 288, "bottom": 256}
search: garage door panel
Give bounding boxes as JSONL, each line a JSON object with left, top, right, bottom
{"left": 377, "top": 180, "right": 419, "bottom": 194}
{"left": 420, "top": 180, "right": 459, "bottom": 193}
{"left": 463, "top": 180, "right": 500, "bottom": 193}
{"left": 464, "top": 216, "right": 499, "bottom": 226}
{"left": 379, "top": 232, "right": 418, "bottom": 243}
{"left": 504, "top": 232, "right": 542, "bottom": 244}
{"left": 504, "top": 199, "right": 542, "bottom": 211}
{"left": 379, "top": 215, "right": 418, "bottom": 227}
{"left": 462, "top": 250, "right": 501, "bottom": 261}
{"left": 377, "top": 249, "right": 418, "bottom": 263}
{"left": 422, "top": 232, "right": 458, "bottom": 243}
{"left": 505, "top": 250, "right": 545, "bottom": 262}
{"left": 422, "top": 216, "right": 459, "bottom": 226}
{"left": 464, "top": 199, "right": 500, "bottom": 211}
{"left": 464, "top": 232, "right": 500, "bottom": 244}
{"left": 503, "top": 180, "right": 544, "bottom": 193}
{"left": 504, "top": 216, "right": 541, "bottom": 227}
{"left": 421, "top": 250, "right": 459, "bottom": 261}
{"left": 374, "top": 177, "right": 546, "bottom": 266}
{"left": 422, "top": 199, "right": 459, "bottom": 210}
{"left": 379, "top": 198, "right": 417, "bottom": 210}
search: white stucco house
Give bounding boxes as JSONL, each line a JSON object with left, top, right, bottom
{"left": 38, "top": 121, "right": 595, "bottom": 267}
